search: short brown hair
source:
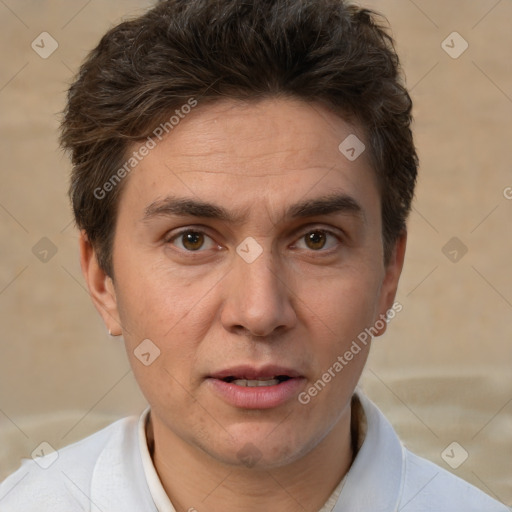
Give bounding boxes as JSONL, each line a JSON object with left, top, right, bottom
{"left": 60, "top": 0, "right": 418, "bottom": 277}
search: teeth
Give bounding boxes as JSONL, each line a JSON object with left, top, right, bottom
{"left": 232, "top": 378, "right": 280, "bottom": 387}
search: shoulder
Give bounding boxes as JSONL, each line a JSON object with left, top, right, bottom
{"left": 0, "top": 416, "right": 138, "bottom": 512}
{"left": 352, "top": 392, "right": 509, "bottom": 512}
{"left": 399, "top": 449, "right": 509, "bottom": 512}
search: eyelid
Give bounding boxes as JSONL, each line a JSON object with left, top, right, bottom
{"left": 295, "top": 222, "right": 344, "bottom": 236}
{"left": 164, "top": 223, "right": 215, "bottom": 239}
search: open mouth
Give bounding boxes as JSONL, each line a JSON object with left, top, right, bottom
{"left": 207, "top": 366, "right": 304, "bottom": 408}
{"left": 221, "top": 375, "right": 291, "bottom": 387}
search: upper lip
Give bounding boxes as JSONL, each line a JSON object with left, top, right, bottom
{"left": 209, "top": 365, "right": 303, "bottom": 380}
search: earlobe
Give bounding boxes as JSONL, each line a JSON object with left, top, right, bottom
{"left": 79, "top": 231, "right": 123, "bottom": 336}
{"left": 374, "top": 232, "right": 407, "bottom": 337}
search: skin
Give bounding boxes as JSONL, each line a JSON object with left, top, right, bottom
{"left": 80, "top": 97, "right": 406, "bottom": 512}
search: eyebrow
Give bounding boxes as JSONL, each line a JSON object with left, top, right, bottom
{"left": 141, "top": 192, "right": 365, "bottom": 224}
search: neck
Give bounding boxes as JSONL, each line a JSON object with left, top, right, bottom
{"left": 147, "top": 402, "right": 359, "bottom": 512}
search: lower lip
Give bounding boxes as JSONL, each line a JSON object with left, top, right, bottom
{"left": 207, "top": 378, "right": 305, "bottom": 409}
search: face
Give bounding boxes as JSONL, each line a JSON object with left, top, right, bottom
{"left": 82, "top": 98, "right": 405, "bottom": 470}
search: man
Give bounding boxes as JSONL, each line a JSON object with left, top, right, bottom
{"left": 0, "top": 0, "right": 507, "bottom": 510}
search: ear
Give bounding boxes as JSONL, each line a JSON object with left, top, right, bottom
{"left": 373, "top": 231, "right": 407, "bottom": 337}
{"left": 79, "top": 230, "right": 123, "bottom": 335}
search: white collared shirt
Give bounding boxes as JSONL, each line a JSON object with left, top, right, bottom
{"left": 0, "top": 392, "right": 507, "bottom": 511}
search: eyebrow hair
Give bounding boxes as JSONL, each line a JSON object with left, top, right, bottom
{"left": 142, "top": 192, "right": 365, "bottom": 224}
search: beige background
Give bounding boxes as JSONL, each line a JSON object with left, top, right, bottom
{"left": 0, "top": 0, "right": 511, "bottom": 506}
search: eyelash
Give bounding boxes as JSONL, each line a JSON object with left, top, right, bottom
{"left": 165, "top": 227, "right": 343, "bottom": 255}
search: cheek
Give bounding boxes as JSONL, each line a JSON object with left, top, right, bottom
{"left": 114, "top": 259, "right": 218, "bottom": 342}
{"left": 298, "top": 265, "right": 382, "bottom": 347}
{"left": 114, "top": 266, "right": 220, "bottom": 397}
{"left": 116, "top": 276, "right": 205, "bottom": 410}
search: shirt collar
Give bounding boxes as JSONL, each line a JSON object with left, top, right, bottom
{"left": 138, "top": 407, "right": 177, "bottom": 512}
{"left": 332, "top": 392, "right": 405, "bottom": 512}
{"left": 89, "top": 414, "right": 157, "bottom": 512}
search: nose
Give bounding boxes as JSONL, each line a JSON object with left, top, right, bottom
{"left": 220, "top": 243, "right": 297, "bottom": 338}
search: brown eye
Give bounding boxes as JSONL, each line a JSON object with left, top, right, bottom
{"left": 294, "top": 229, "right": 340, "bottom": 252}
{"left": 181, "top": 231, "right": 205, "bottom": 251}
{"left": 168, "top": 230, "right": 216, "bottom": 252}
{"left": 304, "top": 231, "right": 327, "bottom": 250}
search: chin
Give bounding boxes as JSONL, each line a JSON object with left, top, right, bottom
{"left": 204, "top": 423, "right": 316, "bottom": 470}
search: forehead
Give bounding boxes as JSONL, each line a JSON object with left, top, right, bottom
{"left": 147, "top": 98, "right": 367, "bottom": 169}
{"left": 121, "top": 97, "right": 378, "bottom": 219}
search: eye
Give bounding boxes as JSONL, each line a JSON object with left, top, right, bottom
{"left": 167, "top": 230, "right": 217, "bottom": 252}
{"left": 294, "top": 229, "right": 340, "bottom": 251}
